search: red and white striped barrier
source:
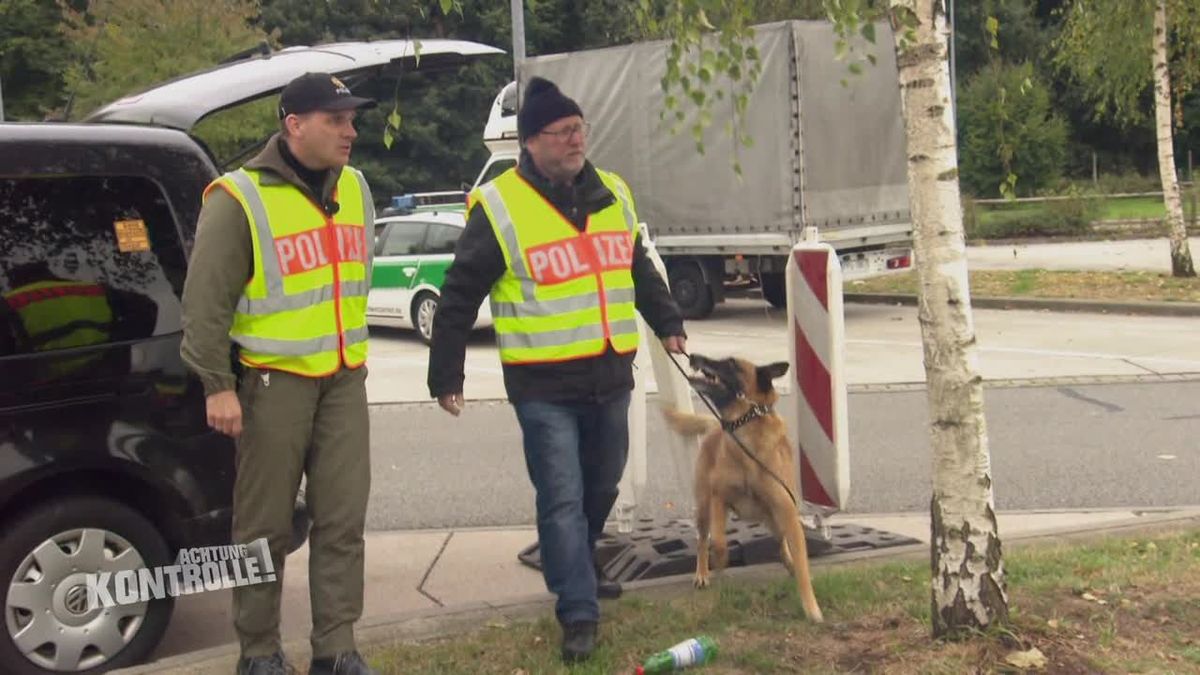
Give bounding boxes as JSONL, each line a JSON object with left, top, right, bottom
{"left": 786, "top": 242, "right": 850, "bottom": 514}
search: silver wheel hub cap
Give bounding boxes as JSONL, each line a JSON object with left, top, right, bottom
{"left": 6, "top": 528, "right": 148, "bottom": 671}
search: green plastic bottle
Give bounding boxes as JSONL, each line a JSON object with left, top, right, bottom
{"left": 635, "top": 636, "right": 718, "bottom": 674}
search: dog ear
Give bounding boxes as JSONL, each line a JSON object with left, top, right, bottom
{"left": 756, "top": 361, "right": 790, "bottom": 391}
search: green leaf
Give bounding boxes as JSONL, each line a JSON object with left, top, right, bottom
{"left": 388, "top": 109, "right": 402, "bottom": 130}
{"left": 849, "top": 62, "right": 863, "bottom": 75}
{"left": 861, "top": 22, "right": 876, "bottom": 44}
{"left": 690, "top": 90, "right": 705, "bottom": 106}
{"left": 438, "top": 0, "right": 454, "bottom": 15}
{"left": 698, "top": 67, "right": 712, "bottom": 83}
{"left": 383, "top": 126, "right": 394, "bottom": 150}
{"left": 413, "top": 39, "right": 422, "bottom": 67}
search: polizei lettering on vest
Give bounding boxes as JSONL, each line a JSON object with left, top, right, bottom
{"left": 274, "top": 225, "right": 365, "bottom": 276}
{"left": 335, "top": 225, "right": 366, "bottom": 264}
{"left": 526, "top": 233, "right": 633, "bottom": 284}
{"left": 591, "top": 232, "right": 633, "bottom": 270}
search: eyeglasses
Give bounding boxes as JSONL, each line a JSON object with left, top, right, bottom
{"left": 539, "top": 122, "right": 590, "bottom": 141}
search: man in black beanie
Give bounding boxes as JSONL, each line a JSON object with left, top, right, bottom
{"left": 428, "top": 77, "right": 686, "bottom": 663}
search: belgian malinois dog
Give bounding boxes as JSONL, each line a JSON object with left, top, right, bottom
{"left": 662, "top": 353, "right": 823, "bottom": 622}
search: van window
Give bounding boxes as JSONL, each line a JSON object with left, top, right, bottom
{"left": 501, "top": 83, "right": 517, "bottom": 116}
{"left": 478, "top": 158, "right": 517, "bottom": 187}
{"left": 0, "top": 176, "right": 184, "bottom": 363}
{"left": 380, "top": 222, "right": 428, "bottom": 256}
{"left": 0, "top": 176, "right": 185, "bottom": 403}
{"left": 423, "top": 224, "right": 462, "bottom": 255}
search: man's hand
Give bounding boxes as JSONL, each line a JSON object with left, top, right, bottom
{"left": 438, "top": 392, "right": 464, "bottom": 417}
{"left": 206, "top": 390, "right": 243, "bottom": 438}
{"left": 661, "top": 335, "right": 687, "bottom": 354}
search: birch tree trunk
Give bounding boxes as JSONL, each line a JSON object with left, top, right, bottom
{"left": 1153, "top": 0, "right": 1196, "bottom": 277}
{"left": 889, "top": 0, "right": 1008, "bottom": 637}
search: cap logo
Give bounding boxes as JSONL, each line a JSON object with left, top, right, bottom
{"left": 331, "top": 76, "right": 350, "bottom": 96}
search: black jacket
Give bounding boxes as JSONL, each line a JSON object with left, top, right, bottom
{"left": 428, "top": 153, "right": 685, "bottom": 403}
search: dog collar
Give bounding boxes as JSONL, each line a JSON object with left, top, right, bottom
{"left": 722, "top": 403, "right": 772, "bottom": 432}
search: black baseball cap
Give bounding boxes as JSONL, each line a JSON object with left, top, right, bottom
{"left": 278, "top": 72, "right": 377, "bottom": 118}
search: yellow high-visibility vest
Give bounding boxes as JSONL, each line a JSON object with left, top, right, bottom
{"left": 469, "top": 168, "right": 640, "bottom": 364}
{"left": 209, "top": 166, "right": 374, "bottom": 376}
{"left": 4, "top": 279, "right": 112, "bottom": 377}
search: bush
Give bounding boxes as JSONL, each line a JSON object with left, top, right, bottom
{"left": 966, "top": 187, "right": 1101, "bottom": 239}
{"left": 1094, "top": 171, "right": 1162, "bottom": 195}
{"left": 958, "top": 63, "right": 1070, "bottom": 198}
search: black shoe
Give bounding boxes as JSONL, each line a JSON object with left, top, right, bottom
{"left": 595, "top": 561, "right": 623, "bottom": 599}
{"left": 309, "top": 651, "right": 377, "bottom": 675}
{"left": 236, "top": 652, "right": 294, "bottom": 675}
{"left": 561, "top": 620, "right": 598, "bottom": 663}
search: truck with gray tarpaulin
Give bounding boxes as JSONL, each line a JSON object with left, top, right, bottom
{"left": 475, "top": 20, "right": 914, "bottom": 318}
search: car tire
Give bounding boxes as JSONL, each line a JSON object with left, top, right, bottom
{"left": 413, "top": 292, "right": 439, "bottom": 345}
{"left": 0, "top": 496, "right": 173, "bottom": 675}
{"left": 668, "top": 262, "right": 714, "bottom": 319}
{"left": 760, "top": 272, "right": 787, "bottom": 309}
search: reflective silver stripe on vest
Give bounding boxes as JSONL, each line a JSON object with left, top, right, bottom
{"left": 607, "top": 177, "right": 638, "bottom": 233}
{"left": 236, "top": 280, "right": 370, "bottom": 315}
{"left": 352, "top": 168, "right": 375, "bottom": 286}
{"left": 491, "top": 286, "right": 635, "bottom": 319}
{"left": 607, "top": 318, "right": 640, "bottom": 337}
{"left": 495, "top": 316, "right": 641, "bottom": 351}
{"left": 234, "top": 325, "right": 370, "bottom": 355}
{"left": 496, "top": 323, "right": 605, "bottom": 350}
{"left": 228, "top": 170, "right": 284, "bottom": 297}
{"left": 480, "top": 182, "right": 538, "bottom": 300}
{"left": 343, "top": 325, "right": 370, "bottom": 345}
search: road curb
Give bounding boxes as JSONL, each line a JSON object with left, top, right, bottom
{"left": 113, "top": 508, "right": 1200, "bottom": 674}
{"left": 845, "top": 293, "right": 1200, "bottom": 317}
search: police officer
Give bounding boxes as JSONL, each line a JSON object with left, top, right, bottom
{"left": 181, "top": 72, "right": 378, "bottom": 675}
{"left": 428, "top": 77, "right": 686, "bottom": 663}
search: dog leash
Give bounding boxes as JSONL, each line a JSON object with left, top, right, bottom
{"left": 665, "top": 351, "right": 800, "bottom": 508}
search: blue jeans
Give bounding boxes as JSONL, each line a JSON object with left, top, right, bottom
{"left": 513, "top": 392, "right": 630, "bottom": 625}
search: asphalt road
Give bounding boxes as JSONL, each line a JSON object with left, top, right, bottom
{"left": 363, "top": 379, "right": 1200, "bottom": 531}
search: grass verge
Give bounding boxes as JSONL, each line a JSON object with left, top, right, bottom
{"left": 367, "top": 528, "right": 1200, "bottom": 674}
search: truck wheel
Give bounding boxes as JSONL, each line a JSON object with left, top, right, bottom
{"left": 0, "top": 496, "right": 173, "bottom": 674}
{"left": 761, "top": 272, "right": 787, "bottom": 309}
{"left": 668, "top": 263, "right": 714, "bottom": 319}
{"left": 413, "top": 292, "right": 439, "bottom": 345}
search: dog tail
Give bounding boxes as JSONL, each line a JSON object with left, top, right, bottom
{"left": 661, "top": 406, "right": 720, "bottom": 438}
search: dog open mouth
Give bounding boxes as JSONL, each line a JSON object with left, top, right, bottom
{"left": 685, "top": 354, "right": 743, "bottom": 408}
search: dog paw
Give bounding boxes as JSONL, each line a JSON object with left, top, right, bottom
{"left": 693, "top": 573, "right": 710, "bottom": 589}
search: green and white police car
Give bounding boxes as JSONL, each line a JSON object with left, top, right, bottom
{"left": 367, "top": 207, "right": 492, "bottom": 344}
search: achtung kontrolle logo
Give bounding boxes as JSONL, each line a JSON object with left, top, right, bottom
{"left": 85, "top": 538, "right": 276, "bottom": 609}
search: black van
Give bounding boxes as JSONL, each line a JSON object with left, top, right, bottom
{"left": 0, "top": 38, "right": 499, "bottom": 674}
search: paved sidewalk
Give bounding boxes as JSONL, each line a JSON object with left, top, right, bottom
{"left": 116, "top": 506, "right": 1200, "bottom": 674}
{"left": 966, "top": 236, "right": 1200, "bottom": 273}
